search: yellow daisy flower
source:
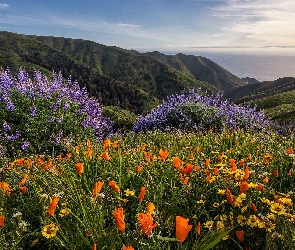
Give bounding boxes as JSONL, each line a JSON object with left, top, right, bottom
{"left": 247, "top": 215, "right": 259, "bottom": 227}
{"left": 270, "top": 203, "right": 286, "bottom": 215}
{"left": 59, "top": 208, "right": 71, "bottom": 217}
{"left": 42, "top": 224, "right": 58, "bottom": 238}
{"left": 124, "top": 189, "right": 135, "bottom": 197}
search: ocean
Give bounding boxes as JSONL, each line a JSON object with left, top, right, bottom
{"left": 167, "top": 47, "right": 295, "bottom": 82}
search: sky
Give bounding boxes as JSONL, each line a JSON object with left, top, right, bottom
{"left": 0, "top": 0, "right": 295, "bottom": 53}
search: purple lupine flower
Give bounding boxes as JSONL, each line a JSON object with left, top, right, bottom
{"left": 49, "top": 116, "right": 55, "bottom": 123}
{"left": 6, "top": 132, "right": 21, "bottom": 140}
{"left": 21, "top": 141, "right": 30, "bottom": 151}
{"left": 31, "top": 105, "right": 37, "bottom": 116}
{"left": 3, "top": 122, "right": 11, "bottom": 132}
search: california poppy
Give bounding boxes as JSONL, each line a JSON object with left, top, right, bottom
{"left": 47, "top": 196, "right": 60, "bottom": 216}
{"left": 103, "top": 138, "right": 111, "bottom": 150}
{"left": 239, "top": 159, "right": 245, "bottom": 167}
{"left": 0, "top": 182, "right": 11, "bottom": 196}
{"left": 182, "top": 163, "right": 194, "bottom": 175}
{"left": 36, "top": 157, "right": 44, "bottom": 166}
{"left": 122, "top": 246, "right": 134, "bottom": 250}
{"left": 0, "top": 215, "right": 5, "bottom": 227}
{"left": 92, "top": 244, "right": 97, "bottom": 250}
{"left": 173, "top": 157, "right": 182, "bottom": 169}
{"left": 137, "top": 164, "right": 143, "bottom": 173}
{"left": 251, "top": 201, "right": 258, "bottom": 212}
{"left": 287, "top": 147, "right": 294, "bottom": 154}
{"left": 175, "top": 216, "right": 193, "bottom": 243}
{"left": 20, "top": 186, "right": 27, "bottom": 194}
{"left": 75, "top": 162, "right": 84, "bottom": 176}
{"left": 114, "top": 207, "right": 125, "bottom": 232}
{"left": 263, "top": 176, "right": 269, "bottom": 184}
{"left": 183, "top": 177, "right": 189, "bottom": 185}
{"left": 244, "top": 165, "right": 249, "bottom": 180}
{"left": 138, "top": 212, "right": 157, "bottom": 237}
{"left": 196, "top": 222, "right": 201, "bottom": 235}
{"left": 159, "top": 148, "right": 169, "bottom": 161}
{"left": 256, "top": 184, "right": 266, "bottom": 193}
{"left": 109, "top": 180, "right": 120, "bottom": 193}
{"left": 101, "top": 151, "right": 111, "bottom": 161}
{"left": 19, "top": 173, "right": 28, "bottom": 186}
{"left": 113, "top": 140, "right": 119, "bottom": 150}
{"left": 229, "top": 158, "right": 236, "bottom": 167}
{"left": 138, "top": 187, "right": 146, "bottom": 202}
{"left": 44, "top": 160, "right": 53, "bottom": 171}
{"left": 205, "top": 159, "right": 210, "bottom": 166}
{"left": 92, "top": 181, "right": 104, "bottom": 197}
{"left": 147, "top": 202, "right": 155, "bottom": 215}
{"left": 236, "top": 230, "right": 245, "bottom": 242}
{"left": 240, "top": 181, "right": 249, "bottom": 193}
{"left": 213, "top": 167, "right": 219, "bottom": 176}
{"left": 15, "top": 158, "right": 25, "bottom": 166}
{"left": 274, "top": 169, "right": 279, "bottom": 177}
{"left": 226, "top": 188, "right": 234, "bottom": 204}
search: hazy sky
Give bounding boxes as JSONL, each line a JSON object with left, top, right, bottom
{"left": 0, "top": 0, "right": 294, "bottom": 52}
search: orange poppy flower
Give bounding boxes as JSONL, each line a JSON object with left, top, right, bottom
{"left": 173, "top": 157, "right": 182, "bottom": 169}
{"left": 247, "top": 154, "right": 252, "bottom": 161}
{"left": 159, "top": 148, "right": 169, "bottom": 161}
{"left": 183, "top": 177, "right": 189, "bottom": 185}
{"left": 0, "top": 215, "right": 5, "bottom": 227}
{"left": 239, "top": 159, "right": 245, "bottom": 167}
{"left": 195, "top": 165, "right": 201, "bottom": 171}
{"left": 138, "top": 187, "right": 146, "bottom": 202}
{"left": 175, "top": 216, "right": 193, "bottom": 243}
{"left": 85, "top": 148, "right": 93, "bottom": 160}
{"left": 205, "top": 159, "right": 210, "bottom": 166}
{"left": 86, "top": 139, "right": 92, "bottom": 149}
{"left": 113, "top": 140, "right": 119, "bottom": 150}
{"left": 92, "top": 181, "right": 104, "bottom": 197}
{"left": 182, "top": 163, "right": 194, "bottom": 175}
{"left": 147, "top": 202, "right": 155, "bottom": 215}
{"left": 240, "top": 181, "right": 249, "bottom": 193}
{"left": 19, "top": 173, "right": 28, "bottom": 186}
{"left": 226, "top": 188, "right": 234, "bottom": 204}
{"left": 75, "top": 146, "right": 80, "bottom": 153}
{"left": 0, "top": 182, "right": 11, "bottom": 196}
{"left": 114, "top": 207, "right": 125, "bottom": 232}
{"left": 236, "top": 230, "right": 245, "bottom": 242}
{"left": 274, "top": 169, "right": 279, "bottom": 177}
{"left": 137, "top": 212, "right": 157, "bottom": 237}
{"left": 287, "top": 147, "right": 294, "bottom": 154}
{"left": 213, "top": 167, "right": 219, "bottom": 176}
{"left": 92, "top": 244, "right": 96, "bottom": 250}
{"left": 47, "top": 196, "right": 60, "bottom": 216}
{"left": 244, "top": 165, "right": 250, "bottom": 180}
{"left": 44, "top": 160, "right": 53, "bottom": 171}
{"left": 196, "top": 222, "right": 201, "bottom": 235}
{"left": 141, "top": 143, "right": 147, "bottom": 151}
{"left": 263, "top": 176, "right": 269, "bottom": 184}
{"left": 137, "top": 164, "right": 143, "bottom": 173}
{"left": 36, "top": 157, "right": 44, "bottom": 166}
{"left": 101, "top": 151, "right": 111, "bottom": 161}
{"left": 75, "top": 162, "right": 84, "bottom": 176}
{"left": 103, "top": 138, "right": 111, "bottom": 150}
{"left": 15, "top": 158, "right": 25, "bottom": 165}
{"left": 251, "top": 201, "right": 257, "bottom": 212}
{"left": 229, "top": 158, "right": 236, "bottom": 167}
{"left": 122, "top": 246, "right": 134, "bottom": 250}
{"left": 20, "top": 186, "right": 27, "bottom": 194}
{"left": 256, "top": 184, "right": 266, "bottom": 193}
{"left": 109, "top": 180, "right": 120, "bottom": 193}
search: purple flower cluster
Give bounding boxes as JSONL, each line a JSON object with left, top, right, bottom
{"left": 133, "top": 89, "right": 270, "bottom": 133}
{"left": 0, "top": 68, "right": 113, "bottom": 155}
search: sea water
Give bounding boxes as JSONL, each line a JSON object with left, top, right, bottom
{"left": 166, "top": 47, "right": 295, "bottom": 82}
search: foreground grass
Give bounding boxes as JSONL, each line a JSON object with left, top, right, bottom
{"left": 0, "top": 130, "right": 295, "bottom": 249}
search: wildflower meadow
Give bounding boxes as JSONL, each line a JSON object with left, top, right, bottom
{"left": 0, "top": 69, "right": 295, "bottom": 250}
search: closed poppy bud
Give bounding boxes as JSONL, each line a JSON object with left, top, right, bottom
{"left": 19, "top": 173, "right": 28, "bottom": 186}
{"left": 0, "top": 215, "right": 5, "bottom": 227}
{"left": 109, "top": 180, "right": 120, "bottom": 193}
{"left": 47, "top": 196, "right": 60, "bottom": 216}
{"left": 113, "top": 140, "right": 119, "bottom": 150}
{"left": 138, "top": 187, "right": 146, "bottom": 202}
{"left": 101, "top": 151, "right": 111, "bottom": 161}
{"left": 236, "top": 230, "right": 245, "bottom": 242}
{"left": 147, "top": 202, "right": 155, "bottom": 215}
{"left": 92, "top": 244, "right": 97, "bottom": 250}
{"left": 251, "top": 201, "right": 257, "bottom": 212}
{"left": 92, "top": 181, "right": 104, "bottom": 197}
{"left": 175, "top": 216, "right": 193, "bottom": 243}
{"left": 244, "top": 165, "right": 250, "bottom": 180}
{"left": 274, "top": 169, "right": 279, "bottom": 177}
{"left": 103, "top": 138, "right": 111, "bottom": 150}
{"left": 20, "top": 186, "right": 27, "bottom": 194}
{"left": 75, "top": 162, "right": 84, "bottom": 176}
{"left": 183, "top": 177, "right": 189, "bottom": 185}
{"left": 137, "top": 164, "right": 143, "bottom": 173}
{"left": 205, "top": 159, "right": 210, "bottom": 166}
{"left": 173, "top": 157, "right": 182, "bottom": 169}
{"left": 226, "top": 188, "right": 234, "bottom": 204}
{"left": 213, "top": 167, "right": 219, "bottom": 176}
{"left": 196, "top": 222, "right": 201, "bottom": 235}
{"left": 114, "top": 207, "right": 125, "bottom": 232}
{"left": 44, "top": 160, "right": 53, "bottom": 171}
